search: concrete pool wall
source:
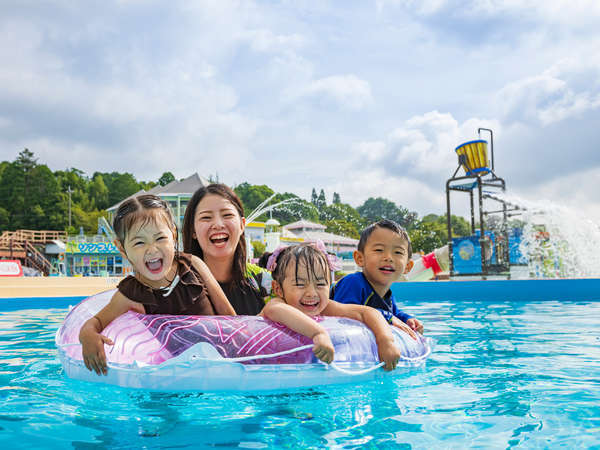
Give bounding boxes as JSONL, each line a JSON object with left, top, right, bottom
{"left": 2, "top": 276, "right": 599, "bottom": 302}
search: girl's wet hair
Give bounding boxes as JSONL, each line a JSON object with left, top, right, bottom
{"left": 182, "top": 183, "right": 247, "bottom": 282}
{"left": 113, "top": 194, "right": 177, "bottom": 246}
{"left": 271, "top": 243, "right": 331, "bottom": 287}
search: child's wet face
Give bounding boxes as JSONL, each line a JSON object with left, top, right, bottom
{"left": 278, "top": 261, "right": 330, "bottom": 317}
{"left": 193, "top": 194, "right": 245, "bottom": 262}
{"left": 122, "top": 214, "right": 177, "bottom": 288}
{"left": 355, "top": 227, "right": 411, "bottom": 294}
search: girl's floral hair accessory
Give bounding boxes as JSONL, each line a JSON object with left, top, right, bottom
{"left": 266, "top": 246, "right": 286, "bottom": 272}
{"left": 306, "top": 240, "right": 342, "bottom": 272}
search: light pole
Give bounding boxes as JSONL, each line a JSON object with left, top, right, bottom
{"left": 67, "top": 185, "right": 73, "bottom": 229}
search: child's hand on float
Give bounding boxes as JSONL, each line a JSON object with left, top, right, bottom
{"left": 391, "top": 317, "right": 417, "bottom": 340}
{"left": 406, "top": 318, "right": 424, "bottom": 334}
{"left": 377, "top": 338, "right": 402, "bottom": 371}
{"left": 312, "top": 331, "right": 334, "bottom": 364}
{"left": 81, "top": 333, "right": 113, "bottom": 375}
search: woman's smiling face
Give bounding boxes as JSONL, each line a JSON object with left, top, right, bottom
{"left": 193, "top": 194, "right": 245, "bottom": 262}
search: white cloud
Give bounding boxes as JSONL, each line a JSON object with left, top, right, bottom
{"left": 497, "top": 58, "right": 600, "bottom": 126}
{"left": 376, "top": 0, "right": 448, "bottom": 15}
{"left": 353, "top": 110, "right": 501, "bottom": 180}
{"left": 514, "top": 166, "right": 600, "bottom": 222}
{"left": 353, "top": 141, "right": 387, "bottom": 163}
{"left": 243, "top": 29, "right": 307, "bottom": 53}
{"left": 326, "top": 168, "right": 444, "bottom": 214}
{"left": 2, "top": 0, "right": 600, "bottom": 224}
{"left": 297, "top": 75, "right": 373, "bottom": 111}
{"left": 378, "top": 0, "right": 600, "bottom": 22}
{"left": 332, "top": 112, "right": 503, "bottom": 216}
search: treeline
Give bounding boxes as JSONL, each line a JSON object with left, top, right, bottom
{"left": 233, "top": 185, "right": 471, "bottom": 253}
{"left": 0, "top": 149, "right": 470, "bottom": 252}
{"left": 0, "top": 149, "right": 170, "bottom": 234}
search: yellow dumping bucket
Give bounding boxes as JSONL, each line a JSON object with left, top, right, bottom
{"left": 455, "top": 140, "right": 490, "bottom": 176}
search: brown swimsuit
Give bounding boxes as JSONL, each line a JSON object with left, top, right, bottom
{"left": 117, "top": 253, "right": 215, "bottom": 315}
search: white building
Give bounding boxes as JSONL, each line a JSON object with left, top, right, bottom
{"left": 282, "top": 220, "right": 358, "bottom": 255}
{"left": 248, "top": 219, "right": 358, "bottom": 273}
{"left": 106, "top": 173, "right": 209, "bottom": 230}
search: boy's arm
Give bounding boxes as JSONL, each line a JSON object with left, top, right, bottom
{"left": 79, "top": 290, "right": 144, "bottom": 375}
{"left": 389, "top": 296, "right": 423, "bottom": 332}
{"left": 260, "top": 298, "right": 334, "bottom": 363}
{"left": 391, "top": 300, "right": 413, "bottom": 323}
{"left": 323, "top": 300, "right": 402, "bottom": 370}
{"left": 191, "top": 255, "right": 236, "bottom": 315}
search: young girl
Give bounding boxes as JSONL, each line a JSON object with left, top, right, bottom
{"left": 79, "top": 194, "right": 235, "bottom": 375}
{"left": 182, "top": 184, "right": 269, "bottom": 315}
{"left": 261, "top": 243, "right": 403, "bottom": 370}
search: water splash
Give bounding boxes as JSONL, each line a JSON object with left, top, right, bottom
{"left": 246, "top": 194, "right": 306, "bottom": 223}
{"left": 495, "top": 194, "right": 600, "bottom": 278}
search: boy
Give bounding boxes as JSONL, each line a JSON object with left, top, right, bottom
{"left": 331, "top": 219, "right": 424, "bottom": 333}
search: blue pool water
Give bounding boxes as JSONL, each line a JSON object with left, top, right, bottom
{"left": 1, "top": 296, "right": 599, "bottom": 448}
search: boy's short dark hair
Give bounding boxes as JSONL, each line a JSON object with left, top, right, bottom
{"left": 357, "top": 219, "right": 412, "bottom": 259}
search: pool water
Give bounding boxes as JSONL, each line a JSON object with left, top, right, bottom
{"left": 1, "top": 298, "right": 599, "bottom": 448}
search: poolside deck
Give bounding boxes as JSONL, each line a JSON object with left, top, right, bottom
{"left": 0, "top": 277, "right": 120, "bottom": 298}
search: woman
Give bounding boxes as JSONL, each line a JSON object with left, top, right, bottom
{"left": 182, "top": 184, "right": 268, "bottom": 315}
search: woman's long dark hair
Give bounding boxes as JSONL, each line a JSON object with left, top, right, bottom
{"left": 182, "top": 183, "right": 247, "bottom": 284}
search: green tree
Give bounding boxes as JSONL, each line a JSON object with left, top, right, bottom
{"left": 98, "top": 172, "right": 143, "bottom": 207}
{"left": 271, "top": 192, "right": 319, "bottom": 224}
{"left": 409, "top": 221, "right": 446, "bottom": 253}
{"left": 139, "top": 180, "right": 157, "bottom": 191}
{"left": 449, "top": 214, "right": 471, "bottom": 237}
{"left": 321, "top": 202, "right": 365, "bottom": 231}
{"left": 55, "top": 168, "right": 87, "bottom": 193}
{"left": 0, "top": 149, "right": 33, "bottom": 228}
{"left": 70, "top": 205, "right": 107, "bottom": 233}
{"left": 88, "top": 174, "right": 109, "bottom": 210}
{"left": 234, "top": 183, "right": 275, "bottom": 220}
{"left": 16, "top": 148, "right": 37, "bottom": 171}
{"left": 0, "top": 206, "right": 9, "bottom": 231}
{"left": 311, "top": 188, "right": 318, "bottom": 205}
{"left": 317, "top": 189, "right": 327, "bottom": 210}
{"left": 332, "top": 192, "right": 341, "bottom": 204}
{"left": 357, "top": 197, "right": 417, "bottom": 229}
{"left": 158, "top": 171, "right": 176, "bottom": 186}
{"left": 421, "top": 213, "right": 471, "bottom": 238}
{"left": 0, "top": 149, "right": 63, "bottom": 230}
{"left": 0, "top": 161, "right": 9, "bottom": 180}
{"left": 29, "top": 164, "right": 63, "bottom": 229}
{"left": 251, "top": 240, "right": 266, "bottom": 258}
{"left": 325, "top": 219, "right": 359, "bottom": 239}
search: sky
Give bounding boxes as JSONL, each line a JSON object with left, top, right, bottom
{"left": 2, "top": 0, "right": 600, "bottom": 220}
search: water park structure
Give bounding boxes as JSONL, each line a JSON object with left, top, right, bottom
{"left": 446, "top": 128, "right": 525, "bottom": 279}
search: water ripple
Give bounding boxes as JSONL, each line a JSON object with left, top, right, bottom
{"left": 1, "top": 300, "right": 599, "bottom": 448}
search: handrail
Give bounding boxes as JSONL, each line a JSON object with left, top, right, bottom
{"left": 23, "top": 241, "right": 57, "bottom": 275}
{"left": 0, "top": 231, "right": 61, "bottom": 275}
{"left": 0, "top": 229, "right": 67, "bottom": 246}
